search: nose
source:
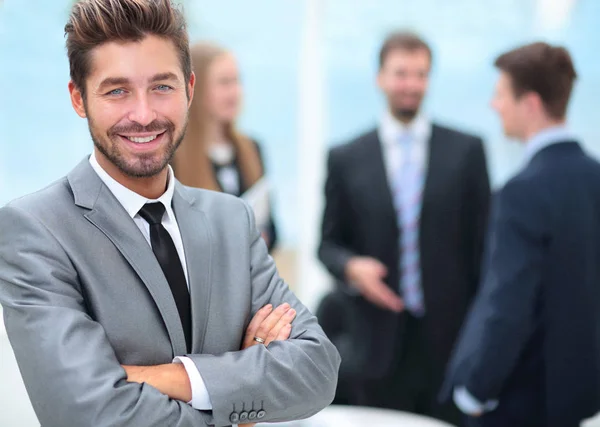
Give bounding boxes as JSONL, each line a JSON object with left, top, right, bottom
{"left": 128, "top": 93, "right": 156, "bottom": 126}
{"left": 404, "top": 76, "right": 426, "bottom": 94}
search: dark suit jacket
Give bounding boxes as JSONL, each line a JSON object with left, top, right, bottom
{"left": 212, "top": 139, "right": 278, "bottom": 251}
{"left": 441, "top": 141, "right": 600, "bottom": 427}
{"left": 318, "top": 124, "right": 490, "bottom": 382}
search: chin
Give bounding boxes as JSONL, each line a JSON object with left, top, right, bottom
{"left": 392, "top": 107, "right": 419, "bottom": 121}
{"left": 501, "top": 124, "right": 515, "bottom": 137}
{"left": 218, "top": 114, "right": 237, "bottom": 124}
{"left": 125, "top": 160, "right": 168, "bottom": 178}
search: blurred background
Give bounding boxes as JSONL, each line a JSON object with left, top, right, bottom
{"left": 1, "top": 0, "right": 599, "bottom": 309}
{"left": 1, "top": 0, "right": 600, "bottom": 425}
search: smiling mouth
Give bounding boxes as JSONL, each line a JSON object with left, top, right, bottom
{"left": 119, "top": 131, "right": 166, "bottom": 144}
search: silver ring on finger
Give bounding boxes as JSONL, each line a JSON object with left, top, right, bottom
{"left": 253, "top": 336, "right": 266, "bottom": 344}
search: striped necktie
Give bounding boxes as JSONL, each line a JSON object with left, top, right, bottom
{"left": 393, "top": 131, "right": 426, "bottom": 316}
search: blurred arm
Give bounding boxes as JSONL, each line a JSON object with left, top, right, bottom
{"left": 456, "top": 181, "right": 544, "bottom": 404}
{"left": 465, "top": 138, "right": 491, "bottom": 298}
{"left": 318, "top": 149, "right": 357, "bottom": 280}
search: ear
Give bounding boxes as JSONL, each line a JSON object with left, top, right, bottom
{"left": 187, "top": 71, "right": 196, "bottom": 108}
{"left": 376, "top": 70, "right": 385, "bottom": 91}
{"left": 68, "top": 81, "right": 87, "bottom": 118}
{"left": 524, "top": 91, "right": 544, "bottom": 115}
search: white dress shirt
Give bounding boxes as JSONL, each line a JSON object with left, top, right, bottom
{"left": 89, "top": 152, "right": 213, "bottom": 411}
{"left": 209, "top": 143, "right": 240, "bottom": 195}
{"left": 378, "top": 110, "right": 431, "bottom": 189}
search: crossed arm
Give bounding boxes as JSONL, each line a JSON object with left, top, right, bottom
{"left": 0, "top": 203, "right": 340, "bottom": 427}
{"left": 122, "top": 303, "right": 297, "bottom": 420}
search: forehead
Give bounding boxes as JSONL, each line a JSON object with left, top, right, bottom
{"left": 87, "top": 35, "right": 184, "bottom": 85}
{"left": 207, "top": 53, "right": 237, "bottom": 75}
{"left": 497, "top": 72, "right": 514, "bottom": 92}
{"left": 382, "top": 48, "right": 431, "bottom": 70}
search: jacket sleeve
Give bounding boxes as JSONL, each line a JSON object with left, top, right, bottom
{"left": 317, "top": 148, "right": 357, "bottom": 280}
{"left": 464, "top": 137, "right": 491, "bottom": 298}
{"left": 0, "top": 205, "right": 210, "bottom": 427}
{"left": 455, "top": 179, "right": 544, "bottom": 402}
{"left": 186, "top": 200, "right": 341, "bottom": 427}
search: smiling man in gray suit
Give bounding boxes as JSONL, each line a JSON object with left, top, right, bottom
{"left": 0, "top": 1, "right": 339, "bottom": 426}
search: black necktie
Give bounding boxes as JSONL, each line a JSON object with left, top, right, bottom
{"left": 138, "top": 202, "right": 191, "bottom": 352}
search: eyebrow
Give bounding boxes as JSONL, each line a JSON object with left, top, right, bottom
{"left": 149, "top": 72, "right": 180, "bottom": 83}
{"left": 97, "top": 72, "right": 181, "bottom": 91}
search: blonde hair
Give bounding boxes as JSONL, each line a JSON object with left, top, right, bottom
{"left": 172, "top": 42, "right": 263, "bottom": 191}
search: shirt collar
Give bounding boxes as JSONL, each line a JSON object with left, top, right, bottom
{"left": 380, "top": 109, "right": 431, "bottom": 146}
{"left": 89, "top": 151, "right": 176, "bottom": 220}
{"left": 524, "top": 124, "right": 576, "bottom": 163}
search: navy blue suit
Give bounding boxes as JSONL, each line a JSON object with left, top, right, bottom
{"left": 441, "top": 140, "right": 600, "bottom": 427}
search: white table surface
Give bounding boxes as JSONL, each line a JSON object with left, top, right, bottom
{"left": 266, "top": 403, "right": 600, "bottom": 427}
{"left": 266, "top": 405, "right": 456, "bottom": 427}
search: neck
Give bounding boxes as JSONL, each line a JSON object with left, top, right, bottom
{"left": 522, "top": 117, "right": 566, "bottom": 142}
{"left": 205, "top": 119, "right": 228, "bottom": 147}
{"left": 94, "top": 148, "right": 169, "bottom": 200}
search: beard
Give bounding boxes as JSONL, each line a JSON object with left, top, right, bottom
{"left": 389, "top": 92, "right": 424, "bottom": 122}
{"left": 391, "top": 106, "right": 419, "bottom": 122}
{"left": 88, "top": 115, "right": 187, "bottom": 178}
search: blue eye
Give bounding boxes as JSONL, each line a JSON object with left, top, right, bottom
{"left": 156, "top": 85, "right": 173, "bottom": 92}
{"left": 107, "top": 88, "right": 125, "bottom": 96}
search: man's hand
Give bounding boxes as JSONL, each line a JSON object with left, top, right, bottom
{"left": 238, "top": 304, "right": 295, "bottom": 427}
{"left": 122, "top": 304, "right": 295, "bottom": 425}
{"left": 345, "top": 257, "right": 404, "bottom": 312}
{"left": 122, "top": 363, "right": 191, "bottom": 403}
{"left": 453, "top": 386, "right": 494, "bottom": 418}
{"left": 243, "top": 303, "right": 296, "bottom": 349}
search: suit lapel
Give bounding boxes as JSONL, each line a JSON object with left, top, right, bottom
{"left": 367, "top": 132, "right": 399, "bottom": 230}
{"left": 67, "top": 159, "right": 187, "bottom": 357}
{"left": 421, "top": 125, "right": 445, "bottom": 230}
{"left": 172, "top": 183, "right": 213, "bottom": 353}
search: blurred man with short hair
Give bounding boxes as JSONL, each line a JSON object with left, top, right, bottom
{"left": 442, "top": 42, "right": 600, "bottom": 427}
{"left": 318, "top": 31, "right": 490, "bottom": 424}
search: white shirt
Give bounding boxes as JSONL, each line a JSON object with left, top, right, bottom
{"left": 523, "top": 124, "right": 575, "bottom": 163}
{"left": 209, "top": 143, "right": 240, "bottom": 195}
{"left": 89, "top": 153, "right": 213, "bottom": 411}
{"left": 378, "top": 109, "right": 431, "bottom": 187}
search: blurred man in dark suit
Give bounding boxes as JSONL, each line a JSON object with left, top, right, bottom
{"left": 317, "top": 31, "right": 490, "bottom": 425}
{"left": 441, "top": 42, "right": 600, "bottom": 427}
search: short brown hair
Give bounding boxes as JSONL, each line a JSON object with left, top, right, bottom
{"left": 494, "top": 42, "right": 577, "bottom": 119}
{"left": 379, "top": 31, "right": 432, "bottom": 69}
{"left": 65, "top": 0, "right": 191, "bottom": 99}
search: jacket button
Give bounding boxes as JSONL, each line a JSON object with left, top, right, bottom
{"left": 257, "top": 410, "right": 266, "bottom": 419}
{"left": 239, "top": 411, "right": 249, "bottom": 422}
{"left": 229, "top": 412, "right": 240, "bottom": 424}
{"left": 248, "top": 411, "right": 257, "bottom": 420}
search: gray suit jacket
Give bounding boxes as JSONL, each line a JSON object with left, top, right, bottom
{"left": 0, "top": 158, "right": 340, "bottom": 427}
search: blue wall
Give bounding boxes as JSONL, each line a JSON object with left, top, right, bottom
{"left": 1, "top": 0, "right": 598, "bottom": 245}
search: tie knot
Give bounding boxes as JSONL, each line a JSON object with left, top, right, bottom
{"left": 138, "top": 202, "right": 166, "bottom": 225}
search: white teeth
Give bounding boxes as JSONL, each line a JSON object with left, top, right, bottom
{"left": 126, "top": 135, "right": 158, "bottom": 143}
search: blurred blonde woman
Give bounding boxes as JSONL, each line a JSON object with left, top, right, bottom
{"left": 172, "top": 42, "right": 278, "bottom": 251}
